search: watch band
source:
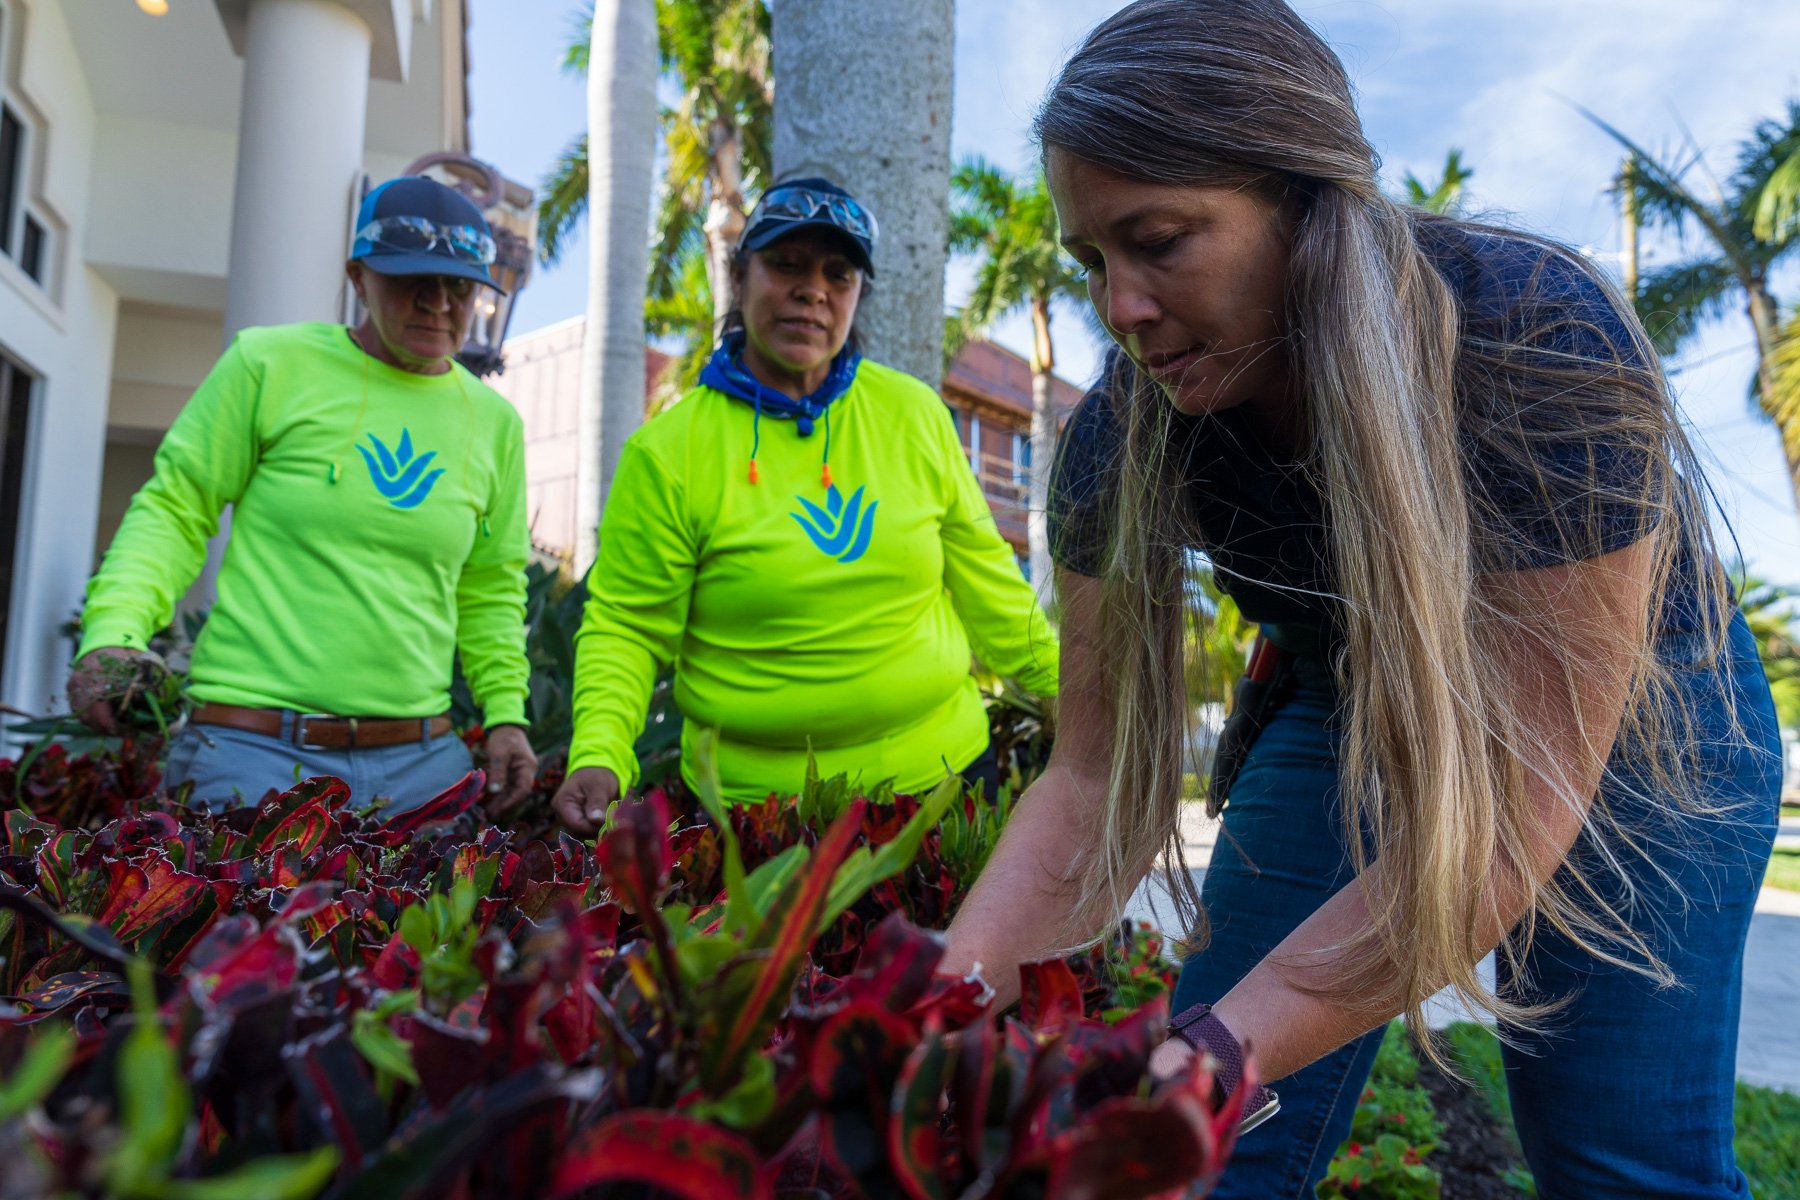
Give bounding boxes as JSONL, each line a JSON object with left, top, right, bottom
{"left": 1168, "top": 1002, "right": 1279, "bottom": 1131}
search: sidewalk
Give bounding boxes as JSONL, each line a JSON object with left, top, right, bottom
{"left": 1124, "top": 804, "right": 1799, "bottom": 1094}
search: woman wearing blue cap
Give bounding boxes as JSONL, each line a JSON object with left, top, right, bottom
{"left": 552, "top": 176, "right": 1059, "bottom": 830}
{"left": 69, "top": 176, "right": 538, "bottom": 815}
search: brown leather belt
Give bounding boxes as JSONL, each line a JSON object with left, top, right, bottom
{"left": 193, "top": 703, "right": 453, "bottom": 750}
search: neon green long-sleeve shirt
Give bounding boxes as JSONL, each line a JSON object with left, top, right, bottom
{"left": 569, "top": 358, "right": 1059, "bottom": 801}
{"left": 78, "top": 323, "right": 530, "bottom": 726}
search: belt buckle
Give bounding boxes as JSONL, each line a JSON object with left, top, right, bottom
{"left": 293, "top": 713, "right": 349, "bottom": 750}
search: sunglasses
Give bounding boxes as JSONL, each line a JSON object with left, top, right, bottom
{"left": 355, "top": 215, "right": 497, "bottom": 266}
{"left": 747, "top": 187, "right": 879, "bottom": 245}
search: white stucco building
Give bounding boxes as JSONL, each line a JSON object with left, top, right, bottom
{"left": 0, "top": 0, "right": 471, "bottom": 727}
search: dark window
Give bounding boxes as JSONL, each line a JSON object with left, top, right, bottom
{"left": 0, "top": 106, "right": 20, "bottom": 258}
{"left": 0, "top": 352, "right": 34, "bottom": 680}
{"left": 19, "top": 212, "right": 40, "bottom": 281}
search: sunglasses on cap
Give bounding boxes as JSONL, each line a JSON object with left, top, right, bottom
{"left": 746, "top": 186, "right": 880, "bottom": 245}
{"left": 354, "top": 215, "right": 498, "bottom": 266}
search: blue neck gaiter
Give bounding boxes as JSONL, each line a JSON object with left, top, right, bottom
{"left": 699, "top": 331, "right": 862, "bottom": 486}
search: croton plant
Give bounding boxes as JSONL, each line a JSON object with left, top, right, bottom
{"left": 0, "top": 730, "right": 1250, "bottom": 1199}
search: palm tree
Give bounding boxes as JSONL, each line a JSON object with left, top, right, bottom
{"left": 1401, "top": 148, "right": 1473, "bottom": 216}
{"left": 651, "top": 0, "right": 771, "bottom": 327}
{"left": 946, "top": 158, "right": 1088, "bottom": 590}
{"left": 768, "top": 0, "right": 954, "bottom": 389}
{"left": 575, "top": 0, "right": 658, "bottom": 571}
{"left": 644, "top": 242, "right": 716, "bottom": 410}
{"left": 541, "top": 0, "right": 771, "bottom": 334}
{"left": 1738, "top": 574, "right": 1800, "bottom": 732}
{"left": 1588, "top": 102, "right": 1800, "bottom": 518}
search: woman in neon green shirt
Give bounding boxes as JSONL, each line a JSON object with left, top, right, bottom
{"left": 69, "top": 177, "right": 537, "bottom": 814}
{"left": 554, "top": 178, "right": 1058, "bottom": 831}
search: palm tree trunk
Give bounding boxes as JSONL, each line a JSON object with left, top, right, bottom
{"left": 704, "top": 115, "right": 747, "bottom": 330}
{"left": 1027, "top": 296, "right": 1057, "bottom": 602}
{"left": 768, "top": 0, "right": 954, "bottom": 388}
{"left": 576, "top": 0, "right": 658, "bottom": 573}
{"left": 1618, "top": 159, "right": 1639, "bottom": 300}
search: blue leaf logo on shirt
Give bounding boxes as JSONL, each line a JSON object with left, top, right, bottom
{"left": 357, "top": 429, "right": 444, "bottom": 509}
{"left": 792, "top": 484, "right": 877, "bottom": 563}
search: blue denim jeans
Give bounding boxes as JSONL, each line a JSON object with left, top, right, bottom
{"left": 1175, "top": 610, "right": 1782, "bottom": 1200}
{"left": 164, "top": 713, "right": 475, "bottom": 816}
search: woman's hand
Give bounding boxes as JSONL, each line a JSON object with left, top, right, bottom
{"left": 482, "top": 725, "right": 538, "bottom": 812}
{"left": 1149, "top": 1036, "right": 1196, "bottom": 1081}
{"left": 552, "top": 766, "right": 622, "bottom": 836}
{"left": 66, "top": 647, "right": 165, "bottom": 735}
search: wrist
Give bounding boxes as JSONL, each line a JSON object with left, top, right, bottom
{"left": 1168, "top": 1002, "right": 1277, "bottom": 1125}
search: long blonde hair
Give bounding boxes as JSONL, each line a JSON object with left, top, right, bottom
{"left": 1036, "top": 0, "right": 1736, "bottom": 1046}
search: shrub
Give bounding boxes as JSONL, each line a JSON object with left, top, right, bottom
{"left": 0, "top": 737, "right": 1241, "bottom": 1199}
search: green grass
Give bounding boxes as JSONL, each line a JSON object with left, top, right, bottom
{"left": 1764, "top": 847, "right": 1800, "bottom": 894}
{"left": 1438, "top": 1023, "right": 1800, "bottom": 1200}
{"left": 1441, "top": 1023, "right": 1520, "bottom": 1144}
{"left": 1737, "top": 1081, "right": 1800, "bottom": 1199}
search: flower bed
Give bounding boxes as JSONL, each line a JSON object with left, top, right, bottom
{"left": 0, "top": 737, "right": 1249, "bottom": 1199}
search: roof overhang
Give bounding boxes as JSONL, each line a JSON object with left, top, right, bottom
{"left": 215, "top": 0, "right": 414, "bottom": 82}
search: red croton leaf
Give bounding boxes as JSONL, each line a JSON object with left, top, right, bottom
{"left": 700, "top": 799, "right": 869, "bottom": 1094}
{"left": 398, "top": 1009, "right": 491, "bottom": 1109}
{"left": 3, "top": 970, "right": 130, "bottom": 1021}
{"left": 805, "top": 998, "right": 918, "bottom": 1186}
{"left": 184, "top": 917, "right": 301, "bottom": 1015}
{"left": 1019, "top": 958, "right": 1085, "bottom": 1035}
{"left": 99, "top": 850, "right": 213, "bottom": 945}
{"left": 369, "top": 929, "right": 422, "bottom": 990}
{"left": 2, "top": 809, "right": 55, "bottom": 856}
{"left": 255, "top": 798, "right": 341, "bottom": 857}
{"left": 368, "top": 770, "right": 486, "bottom": 847}
{"left": 596, "top": 790, "right": 673, "bottom": 916}
{"left": 888, "top": 1020, "right": 952, "bottom": 1200}
{"left": 549, "top": 1111, "right": 772, "bottom": 1200}
{"left": 1040, "top": 1094, "right": 1218, "bottom": 1200}
{"left": 244, "top": 776, "right": 351, "bottom": 847}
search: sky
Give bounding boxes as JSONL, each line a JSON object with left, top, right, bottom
{"left": 466, "top": 0, "right": 1800, "bottom": 587}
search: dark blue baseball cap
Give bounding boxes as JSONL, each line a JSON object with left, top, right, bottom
{"left": 738, "top": 176, "right": 879, "bottom": 276}
{"left": 350, "top": 176, "right": 502, "bottom": 291}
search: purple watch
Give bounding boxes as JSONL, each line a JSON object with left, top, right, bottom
{"left": 1169, "top": 1002, "right": 1280, "bottom": 1133}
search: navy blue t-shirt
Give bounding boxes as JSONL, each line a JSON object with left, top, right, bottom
{"left": 1048, "top": 223, "right": 1677, "bottom": 633}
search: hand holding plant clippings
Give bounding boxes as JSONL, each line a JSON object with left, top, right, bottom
{"left": 65, "top": 647, "right": 176, "bottom": 737}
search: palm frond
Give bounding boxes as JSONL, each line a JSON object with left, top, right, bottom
{"left": 1401, "top": 148, "right": 1473, "bottom": 215}
{"left": 941, "top": 309, "right": 972, "bottom": 373}
{"left": 561, "top": 0, "right": 595, "bottom": 75}
{"left": 536, "top": 132, "right": 590, "bottom": 266}
{"left": 1633, "top": 256, "right": 1738, "bottom": 356}
{"left": 644, "top": 244, "right": 715, "bottom": 347}
{"left": 950, "top": 156, "right": 1015, "bottom": 226}
{"left": 1730, "top": 98, "right": 1800, "bottom": 245}
{"left": 1580, "top": 105, "right": 1730, "bottom": 238}
{"left": 1753, "top": 144, "right": 1800, "bottom": 244}
{"left": 1764, "top": 305, "right": 1800, "bottom": 465}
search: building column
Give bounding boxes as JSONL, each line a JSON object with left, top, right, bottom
{"left": 223, "top": 0, "right": 374, "bottom": 338}
{"left": 192, "top": 0, "right": 373, "bottom": 613}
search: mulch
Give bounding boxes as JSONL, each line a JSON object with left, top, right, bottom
{"left": 1414, "top": 1054, "right": 1532, "bottom": 1199}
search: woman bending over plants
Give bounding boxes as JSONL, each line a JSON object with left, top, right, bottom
{"left": 941, "top": 3, "right": 1781, "bottom": 1198}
